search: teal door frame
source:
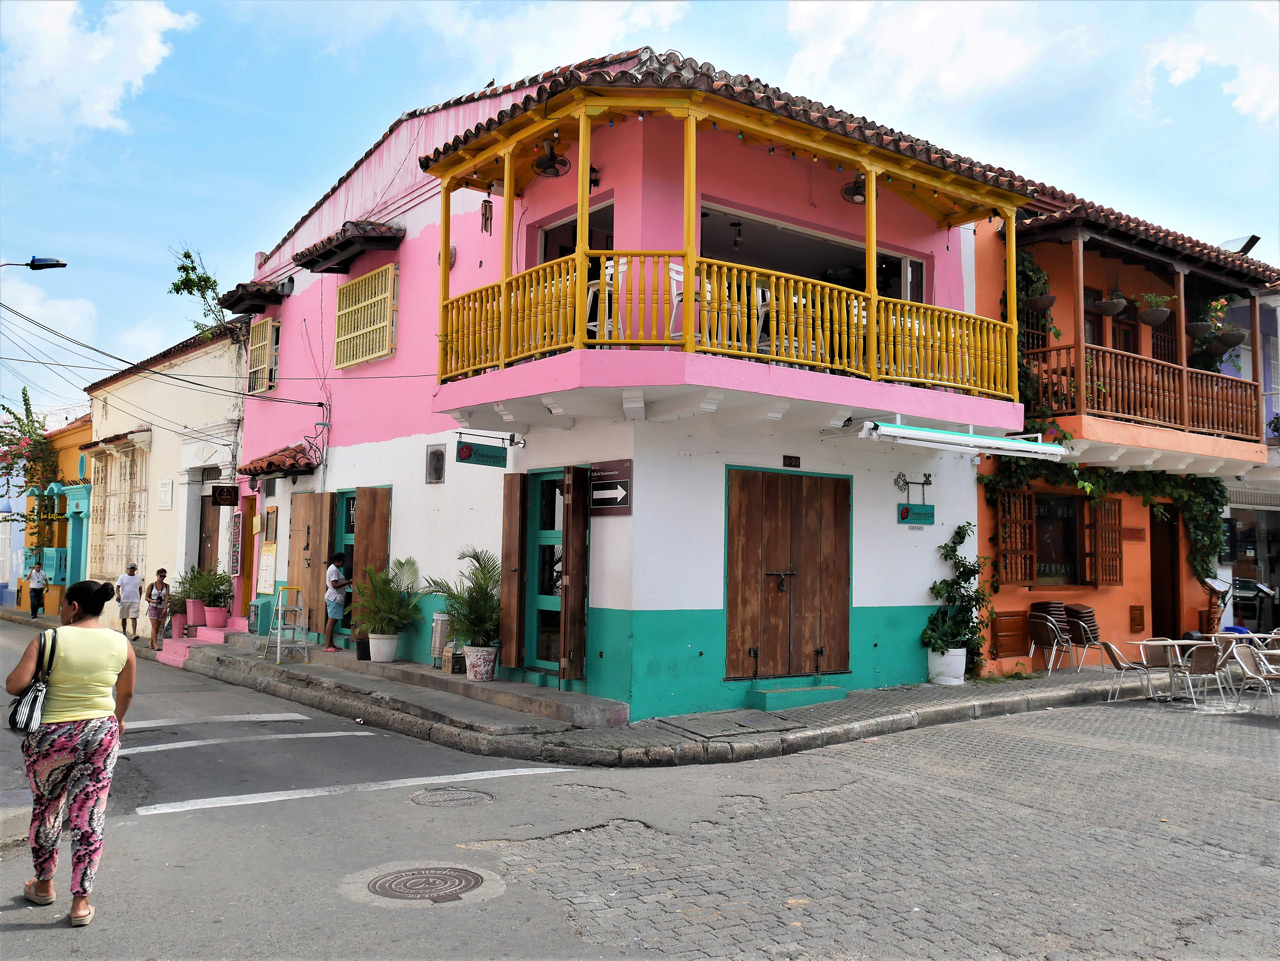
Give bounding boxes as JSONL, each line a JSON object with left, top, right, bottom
{"left": 523, "top": 469, "right": 564, "bottom": 674}
{"left": 334, "top": 489, "right": 356, "bottom": 638}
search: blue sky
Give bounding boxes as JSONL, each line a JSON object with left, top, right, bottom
{"left": 1, "top": 0, "right": 1277, "bottom": 411}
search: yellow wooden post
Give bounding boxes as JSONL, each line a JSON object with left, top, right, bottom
{"left": 499, "top": 149, "right": 515, "bottom": 368}
{"left": 573, "top": 109, "right": 591, "bottom": 350}
{"left": 683, "top": 112, "right": 699, "bottom": 352}
{"left": 864, "top": 167, "right": 879, "bottom": 379}
{"left": 1003, "top": 207, "right": 1019, "bottom": 403}
{"left": 438, "top": 178, "right": 452, "bottom": 382}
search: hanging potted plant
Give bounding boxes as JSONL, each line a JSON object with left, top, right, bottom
{"left": 1095, "top": 288, "right": 1127, "bottom": 317}
{"left": 921, "top": 523, "right": 993, "bottom": 685}
{"left": 349, "top": 558, "right": 427, "bottom": 663}
{"left": 1136, "top": 292, "right": 1175, "bottom": 326}
{"left": 1217, "top": 327, "right": 1247, "bottom": 348}
{"left": 425, "top": 547, "right": 501, "bottom": 681}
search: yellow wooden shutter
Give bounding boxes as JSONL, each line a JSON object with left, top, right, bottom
{"left": 247, "top": 318, "right": 277, "bottom": 393}
{"left": 335, "top": 264, "right": 398, "bottom": 368}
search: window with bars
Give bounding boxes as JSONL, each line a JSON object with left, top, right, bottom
{"left": 996, "top": 490, "right": 1122, "bottom": 587}
{"left": 335, "top": 263, "right": 398, "bottom": 368}
{"left": 89, "top": 448, "right": 147, "bottom": 579}
{"left": 248, "top": 317, "right": 280, "bottom": 393}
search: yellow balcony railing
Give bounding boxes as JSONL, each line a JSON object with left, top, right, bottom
{"left": 438, "top": 253, "right": 1017, "bottom": 400}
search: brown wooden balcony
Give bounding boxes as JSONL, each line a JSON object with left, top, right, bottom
{"left": 1025, "top": 344, "right": 1261, "bottom": 442}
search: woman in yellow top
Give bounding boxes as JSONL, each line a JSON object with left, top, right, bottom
{"left": 5, "top": 580, "right": 135, "bottom": 928}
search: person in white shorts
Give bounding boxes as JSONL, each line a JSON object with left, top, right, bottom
{"left": 115, "top": 563, "right": 144, "bottom": 641}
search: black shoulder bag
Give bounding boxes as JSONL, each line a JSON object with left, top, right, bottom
{"left": 8, "top": 629, "right": 57, "bottom": 735}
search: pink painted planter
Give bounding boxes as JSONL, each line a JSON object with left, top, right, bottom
{"left": 169, "top": 612, "right": 188, "bottom": 639}
{"left": 463, "top": 645, "right": 497, "bottom": 681}
{"left": 204, "top": 607, "right": 229, "bottom": 629}
{"left": 185, "top": 599, "right": 206, "bottom": 627}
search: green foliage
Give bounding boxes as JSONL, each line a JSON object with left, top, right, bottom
{"left": 1137, "top": 292, "right": 1176, "bottom": 310}
{"left": 169, "top": 248, "right": 229, "bottom": 334}
{"left": 1268, "top": 412, "right": 1280, "bottom": 437}
{"left": 979, "top": 458, "right": 1228, "bottom": 582}
{"left": 921, "top": 523, "right": 994, "bottom": 675}
{"left": 424, "top": 547, "right": 501, "bottom": 646}
{"left": 1188, "top": 295, "right": 1239, "bottom": 374}
{"left": 180, "top": 565, "right": 235, "bottom": 608}
{"left": 350, "top": 558, "right": 428, "bottom": 636}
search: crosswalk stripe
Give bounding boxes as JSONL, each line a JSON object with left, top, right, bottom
{"left": 135, "top": 767, "right": 572, "bottom": 815}
{"left": 120, "top": 731, "right": 379, "bottom": 756}
{"left": 128, "top": 713, "right": 310, "bottom": 731}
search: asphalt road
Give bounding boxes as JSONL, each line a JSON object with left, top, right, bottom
{"left": 1, "top": 617, "right": 1277, "bottom": 961}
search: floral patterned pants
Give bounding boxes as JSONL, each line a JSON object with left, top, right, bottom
{"left": 22, "top": 715, "right": 120, "bottom": 896}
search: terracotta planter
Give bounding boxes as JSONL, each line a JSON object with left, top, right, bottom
{"left": 927, "top": 649, "right": 966, "bottom": 686}
{"left": 1217, "top": 327, "right": 1247, "bottom": 348}
{"left": 1185, "top": 322, "right": 1213, "bottom": 339}
{"left": 1095, "top": 298, "right": 1127, "bottom": 317}
{"left": 1024, "top": 294, "right": 1056, "bottom": 313}
{"left": 204, "top": 607, "right": 229, "bottom": 628}
{"left": 368, "top": 633, "right": 399, "bottom": 662}
{"left": 463, "top": 644, "right": 498, "bottom": 681}
{"left": 185, "top": 599, "right": 206, "bottom": 627}
{"left": 169, "top": 612, "right": 187, "bottom": 639}
{"left": 1137, "top": 307, "right": 1170, "bottom": 327}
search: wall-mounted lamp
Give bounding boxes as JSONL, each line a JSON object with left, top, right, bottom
{"left": 589, "top": 166, "right": 600, "bottom": 191}
{"left": 730, "top": 221, "right": 743, "bottom": 250}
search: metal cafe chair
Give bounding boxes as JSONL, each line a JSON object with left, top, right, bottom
{"left": 1232, "top": 644, "right": 1280, "bottom": 714}
{"left": 1100, "top": 641, "right": 1153, "bottom": 701}
{"left": 1171, "top": 644, "right": 1229, "bottom": 709}
{"left": 1028, "top": 612, "right": 1072, "bottom": 675}
{"left": 1064, "top": 617, "right": 1103, "bottom": 672}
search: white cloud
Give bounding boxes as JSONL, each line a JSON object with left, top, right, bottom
{"left": 0, "top": 277, "right": 101, "bottom": 408}
{"left": 114, "top": 317, "right": 174, "bottom": 363}
{"left": 0, "top": 0, "right": 198, "bottom": 146}
{"left": 1141, "top": 2, "right": 1279, "bottom": 124}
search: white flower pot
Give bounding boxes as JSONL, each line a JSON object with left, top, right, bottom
{"left": 927, "top": 648, "right": 967, "bottom": 685}
{"left": 463, "top": 644, "right": 498, "bottom": 681}
{"left": 368, "top": 633, "right": 400, "bottom": 663}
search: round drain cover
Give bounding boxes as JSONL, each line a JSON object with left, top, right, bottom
{"left": 411, "top": 787, "right": 494, "bottom": 807}
{"left": 368, "top": 867, "right": 484, "bottom": 902}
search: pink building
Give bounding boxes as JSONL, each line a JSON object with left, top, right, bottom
{"left": 226, "top": 48, "right": 1057, "bottom": 720}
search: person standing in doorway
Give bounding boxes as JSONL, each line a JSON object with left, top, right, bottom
{"left": 26, "top": 562, "right": 47, "bottom": 619}
{"left": 323, "top": 551, "right": 349, "bottom": 653}
{"left": 145, "top": 569, "right": 169, "bottom": 652}
{"left": 114, "top": 563, "right": 143, "bottom": 642}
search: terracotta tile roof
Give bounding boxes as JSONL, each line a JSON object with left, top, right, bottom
{"left": 46, "top": 412, "right": 91, "bottom": 439}
{"left": 79, "top": 428, "right": 151, "bottom": 451}
{"left": 1018, "top": 182, "right": 1280, "bottom": 286}
{"left": 418, "top": 46, "right": 1034, "bottom": 197}
{"left": 292, "top": 220, "right": 406, "bottom": 274}
{"left": 217, "top": 279, "right": 292, "bottom": 314}
{"left": 239, "top": 443, "right": 316, "bottom": 477}
{"left": 84, "top": 321, "right": 246, "bottom": 394}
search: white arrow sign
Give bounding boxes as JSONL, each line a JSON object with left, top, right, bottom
{"left": 592, "top": 485, "right": 627, "bottom": 503}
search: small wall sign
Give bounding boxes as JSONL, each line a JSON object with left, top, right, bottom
{"left": 897, "top": 503, "right": 935, "bottom": 525}
{"left": 456, "top": 441, "right": 507, "bottom": 468}
{"left": 157, "top": 479, "right": 173, "bottom": 511}
{"left": 590, "top": 459, "right": 633, "bottom": 516}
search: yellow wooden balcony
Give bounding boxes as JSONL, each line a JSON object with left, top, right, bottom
{"left": 440, "top": 252, "right": 1017, "bottom": 400}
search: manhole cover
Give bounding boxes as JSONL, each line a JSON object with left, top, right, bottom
{"left": 367, "top": 867, "right": 485, "bottom": 902}
{"left": 411, "top": 787, "right": 494, "bottom": 807}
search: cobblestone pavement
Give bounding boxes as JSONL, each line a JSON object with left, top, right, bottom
{"left": 479, "top": 701, "right": 1279, "bottom": 960}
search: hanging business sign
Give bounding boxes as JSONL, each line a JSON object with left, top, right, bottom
{"left": 211, "top": 485, "right": 238, "bottom": 507}
{"left": 455, "top": 441, "right": 507, "bottom": 468}
{"left": 590, "top": 459, "right": 632, "bottom": 516}
{"left": 229, "top": 511, "right": 242, "bottom": 577}
{"left": 897, "top": 503, "right": 935, "bottom": 526}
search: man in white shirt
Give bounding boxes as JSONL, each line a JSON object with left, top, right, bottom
{"left": 323, "top": 551, "right": 349, "bottom": 653}
{"left": 116, "top": 562, "right": 144, "bottom": 640}
{"left": 25, "top": 562, "right": 48, "bottom": 619}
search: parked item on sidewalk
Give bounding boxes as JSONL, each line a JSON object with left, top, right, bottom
{"left": 8, "top": 630, "right": 56, "bottom": 734}
{"left": 4, "top": 579, "right": 136, "bottom": 927}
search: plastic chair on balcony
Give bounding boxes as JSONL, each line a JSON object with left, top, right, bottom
{"left": 584, "top": 257, "right": 628, "bottom": 343}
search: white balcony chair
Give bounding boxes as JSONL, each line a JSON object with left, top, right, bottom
{"left": 584, "top": 257, "right": 628, "bottom": 342}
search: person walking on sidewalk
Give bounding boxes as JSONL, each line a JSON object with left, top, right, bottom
{"left": 145, "top": 569, "right": 169, "bottom": 651}
{"left": 5, "top": 579, "right": 135, "bottom": 928}
{"left": 25, "top": 562, "right": 48, "bottom": 619}
{"left": 114, "top": 563, "right": 143, "bottom": 641}
{"left": 323, "top": 551, "right": 350, "bottom": 653}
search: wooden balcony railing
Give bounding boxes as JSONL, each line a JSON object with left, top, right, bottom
{"left": 1024, "top": 344, "right": 1261, "bottom": 441}
{"left": 440, "top": 253, "right": 1017, "bottom": 400}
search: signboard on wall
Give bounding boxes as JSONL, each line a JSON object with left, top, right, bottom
{"left": 256, "top": 543, "right": 276, "bottom": 595}
{"left": 157, "top": 479, "right": 173, "bottom": 511}
{"left": 590, "top": 459, "right": 633, "bottom": 516}
{"left": 456, "top": 441, "right": 507, "bottom": 468}
{"left": 897, "top": 503, "right": 934, "bottom": 525}
{"left": 229, "top": 512, "right": 242, "bottom": 577}
{"left": 211, "top": 485, "right": 238, "bottom": 507}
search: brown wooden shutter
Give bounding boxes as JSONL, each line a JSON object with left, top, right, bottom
{"left": 991, "top": 610, "right": 1030, "bottom": 659}
{"left": 1087, "top": 497, "right": 1123, "bottom": 587}
{"left": 996, "top": 491, "right": 1036, "bottom": 586}
{"left": 351, "top": 487, "right": 392, "bottom": 639}
{"left": 286, "top": 491, "right": 314, "bottom": 615}
{"left": 560, "top": 466, "right": 589, "bottom": 681}
{"left": 499, "top": 474, "right": 526, "bottom": 669}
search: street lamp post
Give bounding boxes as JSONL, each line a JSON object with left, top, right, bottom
{"left": 0, "top": 258, "right": 67, "bottom": 270}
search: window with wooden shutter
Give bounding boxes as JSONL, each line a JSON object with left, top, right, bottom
{"left": 248, "top": 318, "right": 279, "bottom": 393}
{"left": 1087, "top": 497, "right": 1124, "bottom": 586}
{"left": 335, "top": 263, "right": 398, "bottom": 368}
{"left": 996, "top": 491, "right": 1036, "bottom": 586}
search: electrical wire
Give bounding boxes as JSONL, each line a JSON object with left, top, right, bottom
{"left": 0, "top": 356, "right": 442, "bottom": 382}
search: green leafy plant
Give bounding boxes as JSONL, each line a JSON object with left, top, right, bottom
{"left": 1188, "top": 295, "right": 1239, "bottom": 373}
{"left": 182, "top": 566, "right": 234, "bottom": 608}
{"left": 0, "top": 388, "right": 62, "bottom": 547}
{"left": 167, "top": 571, "right": 190, "bottom": 616}
{"left": 350, "top": 558, "right": 428, "bottom": 636}
{"left": 169, "top": 247, "right": 229, "bottom": 335}
{"left": 1137, "top": 293, "right": 1176, "bottom": 310}
{"left": 1268, "top": 412, "right": 1280, "bottom": 437}
{"left": 424, "top": 547, "right": 501, "bottom": 646}
{"left": 921, "top": 523, "right": 994, "bottom": 675}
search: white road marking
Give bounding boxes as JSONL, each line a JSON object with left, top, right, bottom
{"left": 136, "top": 767, "right": 572, "bottom": 816}
{"left": 128, "top": 713, "right": 310, "bottom": 731}
{"left": 120, "top": 731, "right": 379, "bottom": 756}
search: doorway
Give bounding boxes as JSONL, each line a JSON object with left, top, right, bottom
{"left": 726, "top": 469, "right": 851, "bottom": 678}
{"left": 523, "top": 471, "right": 564, "bottom": 672}
{"left": 198, "top": 495, "right": 220, "bottom": 570}
{"left": 1149, "top": 506, "right": 1181, "bottom": 638}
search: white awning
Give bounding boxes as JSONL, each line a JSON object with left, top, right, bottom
{"left": 858, "top": 422, "right": 1065, "bottom": 461}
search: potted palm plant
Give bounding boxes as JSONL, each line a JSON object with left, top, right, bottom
{"left": 178, "top": 566, "right": 206, "bottom": 627}
{"left": 349, "top": 558, "right": 427, "bottom": 662}
{"left": 425, "top": 547, "right": 501, "bottom": 681}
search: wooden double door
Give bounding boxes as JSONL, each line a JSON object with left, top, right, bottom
{"left": 727, "top": 470, "right": 851, "bottom": 678}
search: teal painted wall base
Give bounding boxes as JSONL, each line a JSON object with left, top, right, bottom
{"left": 744, "top": 684, "right": 845, "bottom": 711}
